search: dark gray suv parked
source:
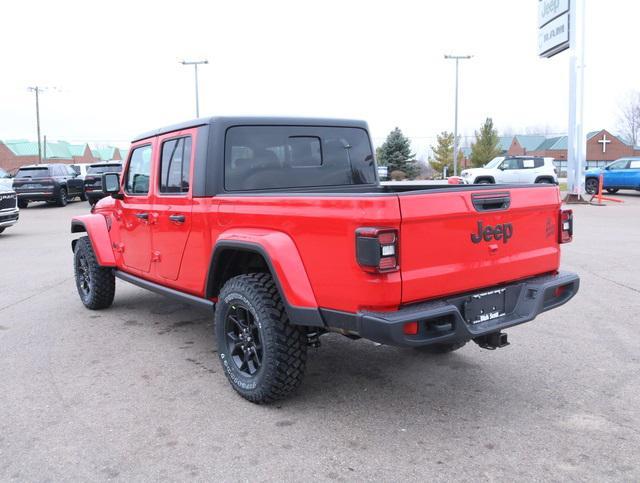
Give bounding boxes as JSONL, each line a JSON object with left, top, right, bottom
{"left": 13, "top": 164, "right": 86, "bottom": 208}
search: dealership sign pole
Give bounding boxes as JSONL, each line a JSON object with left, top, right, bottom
{"left": 538, "top": 0, "right": 586, "bottom": 201}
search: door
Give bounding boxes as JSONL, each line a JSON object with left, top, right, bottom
{"left": 628, "top": 160, "right": 640, "bottom": 188}
{"left": 64, "top": 165, "right": 84, "bottom": 195}
{"left": 518, "top": 158, "right": 539, "bottom": 183}
{"left": 497, "top": 158, "right": 521, "bottom": 183}
{"left": 151, "top": 132, "right": 194, "bottom": 281}
{"left": 119, "top": 143, "right": 155, "bottom": 273}
{"left": 604, "top": 159, "right": 629, "bottom": 188}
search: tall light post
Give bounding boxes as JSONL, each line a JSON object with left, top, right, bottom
{"left": 444, "top": 54, "right": 472, "bottom": 176}
{"left": 180, "top": 59, "right": 208, "bottom": 118}
{"left": 27, "top": 86, "right": 46, "bottom": 164}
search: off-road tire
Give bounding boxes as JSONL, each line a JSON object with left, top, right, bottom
{"left": 57, "top": 187, "right": 68, "bottom": 207}
{"left": 606, "top": 188, "right": 619, "bottom": 194}
{"left": 18, "top": 199, "right": 28, "bottom": 209}
{"left": 475, "top": 178, "right": 493, "bottom": 184}
{"left": 73, "top": 236, "right": 115, "bottom": 310}
{"left": 415, "top": 341, "right": 467, "bottom": 354}
{"left": 535, "top": 178, "right": 554, "bottom": 184}
{"left": 215, "top": 273, "right": 307, "bottom": 404}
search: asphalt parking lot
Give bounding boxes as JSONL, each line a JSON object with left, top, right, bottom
{"left": 1, "top": 193, "right": 639, "bottom": 481}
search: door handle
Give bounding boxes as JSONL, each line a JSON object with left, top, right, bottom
{"left": 135, "top": 212, "right": 149, "bottom": 220}
{"left": 168, "top": 214, "right": 186, "bottom": 223}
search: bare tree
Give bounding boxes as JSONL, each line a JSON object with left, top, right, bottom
{"left": 618, "top": 91, "right": 640, "bottom": 146}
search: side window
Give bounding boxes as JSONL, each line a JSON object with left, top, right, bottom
{"left": 502, "top": 158, "right": 519, "bottom": 170}
{"left": 125, "top": 145, "right": 152, "bottom": 195}
{"left": 159, "top": 136, "right": 192, "bottom": 193}
{"left": 609, "top": 160, "right": 629, "bottom": 170}
{"left": 534, "top": 159, "right": 544, "bottom": 168}
{"left": 629, "top": 160, "right": 640, "bottom": 169}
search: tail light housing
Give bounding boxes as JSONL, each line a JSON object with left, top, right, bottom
{"left": 559, "top": 209, "right": 573, "bottom": 243}
{"left": 356, "top": 227, "right": 399, "bottom": 273}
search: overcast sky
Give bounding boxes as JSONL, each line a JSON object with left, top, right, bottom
{"left": 1, "top": 0, "right": 638, "bottom": 157}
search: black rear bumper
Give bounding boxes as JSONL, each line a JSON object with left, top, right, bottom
{"left": 321, "top": 271, "right": 579, "bottom": 347}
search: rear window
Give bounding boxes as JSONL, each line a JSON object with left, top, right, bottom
{"left": 87, "top": 164, "right": 122, "bottom": 174}
{"left": 15, "top": 167, "right": 50, "bottom": 178}
{"left": 224, "top": 126, "right": 376, "bottom": 191}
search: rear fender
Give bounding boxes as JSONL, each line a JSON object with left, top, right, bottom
{"left": 208, "top": 229, "right": 323, "bottom": 327}
{"left": 71, "top": 214, "right": 116, "bottom": 267}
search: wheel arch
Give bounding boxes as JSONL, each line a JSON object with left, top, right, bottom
{"left": 474, "top": 176, "right": 495, "bottom": 184}
{"left": 206, "top": 231, "right": 323, "bottom": 327}
{"left": 70, "top": 215, "right": 116, "bottom": 267}
{"left": 534, "top": 176, "right": 556, "bottom": 184}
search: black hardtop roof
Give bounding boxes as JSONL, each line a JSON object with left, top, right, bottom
{"left": 132, "top": 116, "right": 369, "bottom": 143}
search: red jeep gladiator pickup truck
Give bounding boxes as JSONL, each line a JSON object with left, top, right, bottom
{"left": 71, "top": 117, "right": 579, "bottom": 403}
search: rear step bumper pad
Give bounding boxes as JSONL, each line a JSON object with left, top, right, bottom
{"left": 322, "top": 271, "right": 579, "bottom": 348}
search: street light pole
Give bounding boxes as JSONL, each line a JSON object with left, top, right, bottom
{"left": 444, "top": 55, "right": 472, "bottom": 177}
{"left": 180, "top": 59, "right": 208, "bottom": 118}
{"left": 27, "top": 86, "right": 44, "bottom": 164}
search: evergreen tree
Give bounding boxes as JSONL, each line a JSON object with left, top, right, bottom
{"left": 429, "top": 131, "right": 455, "bottom": 176}
{"left": 470, "top": 118, "right": 502, "bottom": 167}
{"left": 376, "top": 127, "right": 419, "bottom": 179}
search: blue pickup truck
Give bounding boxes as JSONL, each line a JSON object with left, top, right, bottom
{"left": 585, "top": 157, "right": 640, "bottom": 194}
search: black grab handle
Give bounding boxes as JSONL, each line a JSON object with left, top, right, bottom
{"left": 471, "top": 192, "right": 511, "bottom": 212}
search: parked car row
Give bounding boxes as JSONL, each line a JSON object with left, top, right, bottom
{"left": 4, "top": 162, "right": 122, "bottom": 208}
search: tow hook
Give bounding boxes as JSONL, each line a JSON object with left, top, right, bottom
{"left": 474, "top": 332, "right": 509, "bottom": 350}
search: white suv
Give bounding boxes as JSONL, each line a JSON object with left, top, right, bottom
{"left": 461, "top": 156, "right": 558, "bottom": 185}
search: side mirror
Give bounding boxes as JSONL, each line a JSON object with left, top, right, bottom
{"left": 498, "top": 165, "right": 505, "bottom": 170}
{"left": 102, "top": 172, "right": 123, "bottom": 199}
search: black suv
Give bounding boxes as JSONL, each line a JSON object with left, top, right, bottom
{"left": 13, "top": 164, "right": 86, "bottom": 208}
{"left": 83, "top": 162, "right": 122, "bottom": 205}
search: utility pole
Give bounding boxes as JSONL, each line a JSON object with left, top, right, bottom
{"left": 444, "top": 55, "right": 472, "bottom": 176}
{"left": 180, "top": 59, "right": 208, "bottom": 118}
{"left": 27, "top": 86, "right": 45, "bottom": 164}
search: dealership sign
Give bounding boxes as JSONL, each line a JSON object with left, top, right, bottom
{"left": 538, "top": 0, "right": 570, "bottom": 58}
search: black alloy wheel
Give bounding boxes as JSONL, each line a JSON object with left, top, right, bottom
{"left": 585, "top": 178, "right": 599, "bottom": 194}
{"left": 225, "top": 303, "right": 263, "bottom": 376}
{"left": 76, "top": 251, "right": 92, "bottom": 298}
{"left": 73, "top": 236, "right": 115, "bottom": 309}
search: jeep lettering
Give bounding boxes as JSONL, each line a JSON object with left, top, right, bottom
{"left": 471, "top": 221, "right": 513, "bottom": 244}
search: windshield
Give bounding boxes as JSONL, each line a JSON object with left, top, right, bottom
{"left": 15, "top": 167, "right": 50, "bottom": 178}
{"left": 87, "top": 164, "right": 122, "bottom": 174}
{"left": 0, "top": 167, "right": 8, "bottom": 178}
{"left": 484, "top": 157, "right": 504, "bottom": 169}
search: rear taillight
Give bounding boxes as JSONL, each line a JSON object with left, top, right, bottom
{"left": 356, "top": 227, "right": 399, "bottom": 273}
{"left": 559, "top": 209, "right": 573, "bottom": 244}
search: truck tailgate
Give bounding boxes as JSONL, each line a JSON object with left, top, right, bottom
{"left": 399, "top": 186, "right": 561, "bottom": 304}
